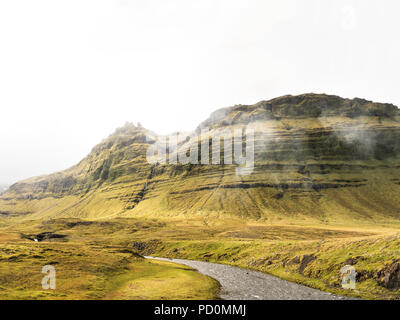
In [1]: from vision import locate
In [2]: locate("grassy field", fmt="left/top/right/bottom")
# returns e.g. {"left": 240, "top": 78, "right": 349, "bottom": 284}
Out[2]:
{"left": 0, "top": 219, "right": 220, "bottom": 300}
{"left": 1, "top": 216, "right": 400, "bottom": 300}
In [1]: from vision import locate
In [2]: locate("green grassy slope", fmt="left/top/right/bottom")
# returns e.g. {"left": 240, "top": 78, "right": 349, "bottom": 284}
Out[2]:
{"left": 1, "top": 94, "right": 400, "bottom": 223}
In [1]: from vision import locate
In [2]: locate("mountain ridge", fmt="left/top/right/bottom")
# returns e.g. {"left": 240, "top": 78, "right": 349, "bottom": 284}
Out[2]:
{"left": 197, "top": 93, "right": 399, "bottom": 130}
{"left": 2, "top": 93, "right": 400, "bottom": 223}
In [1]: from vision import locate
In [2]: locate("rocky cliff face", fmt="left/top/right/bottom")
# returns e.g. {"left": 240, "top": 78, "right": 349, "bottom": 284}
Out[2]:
{"left": 2, "top": 94, "right": 400, "bottom": 223}
{"left": 198, "top": 94, "right": 398, "bottom": 129}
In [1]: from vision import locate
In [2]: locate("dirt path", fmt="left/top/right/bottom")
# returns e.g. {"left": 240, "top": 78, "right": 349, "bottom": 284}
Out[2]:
{"left": 146, "top": 257, "right": 349, "bottom": 300}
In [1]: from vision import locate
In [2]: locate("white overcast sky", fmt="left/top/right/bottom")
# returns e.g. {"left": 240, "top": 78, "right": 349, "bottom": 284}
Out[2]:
{"left": 0, "top": 0, "right": 399, "bottom": 184}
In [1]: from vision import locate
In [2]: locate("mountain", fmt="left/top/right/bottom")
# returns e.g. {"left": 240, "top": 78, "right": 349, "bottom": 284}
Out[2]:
{"left": 2, "top": 93, "right": 400, "bottom": 223}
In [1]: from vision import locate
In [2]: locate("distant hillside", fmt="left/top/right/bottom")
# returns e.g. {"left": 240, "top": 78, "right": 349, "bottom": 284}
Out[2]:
{"left": 2, "top": 93, "right": 400, "bottom": 223}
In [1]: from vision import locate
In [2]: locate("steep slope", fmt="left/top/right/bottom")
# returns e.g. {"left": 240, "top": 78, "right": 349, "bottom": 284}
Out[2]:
{"left": 2, "top": 93, "right": 400, "bottom": 223}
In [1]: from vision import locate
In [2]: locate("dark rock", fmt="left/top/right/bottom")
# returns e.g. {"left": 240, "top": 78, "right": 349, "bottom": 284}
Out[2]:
{"left": 131, "top": 239, "right": 161, "bottom": 254}
{"left": 299, "top": 255, "right": 316, "bottom": 274}
{"left": 344, "top": 258, "right": 355, "bottom": 265}
{"left": 377, "top": 260, "right": 400, "bottom": 289}
{"left": 288, "top": 256, "right": 301, "bottom": 266}
{"left": 356, "top": 270, "right": 374, "bottom": 282}
{"left": 131, "top": 241, "right": 147, "bottom": 251}
{"left": 249, "top": 258, "right": 273, "bottom": 267}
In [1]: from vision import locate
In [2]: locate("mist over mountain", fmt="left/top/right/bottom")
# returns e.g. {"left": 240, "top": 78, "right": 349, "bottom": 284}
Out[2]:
{"left": 0, "top": 185, "right": 9, "bottom": 194}
{"left": 1, "top": 93, "right": 400, "bottom": 223}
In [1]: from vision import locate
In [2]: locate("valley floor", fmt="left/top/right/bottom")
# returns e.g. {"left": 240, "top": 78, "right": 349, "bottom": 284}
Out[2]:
{"left": 1, "top": 216, "right": 400, "bottom": 300}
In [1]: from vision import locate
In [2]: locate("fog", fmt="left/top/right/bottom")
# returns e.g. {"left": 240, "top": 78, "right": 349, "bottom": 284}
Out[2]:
{"left": 0, "top": 0, "right": 399, "bottom": 185}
